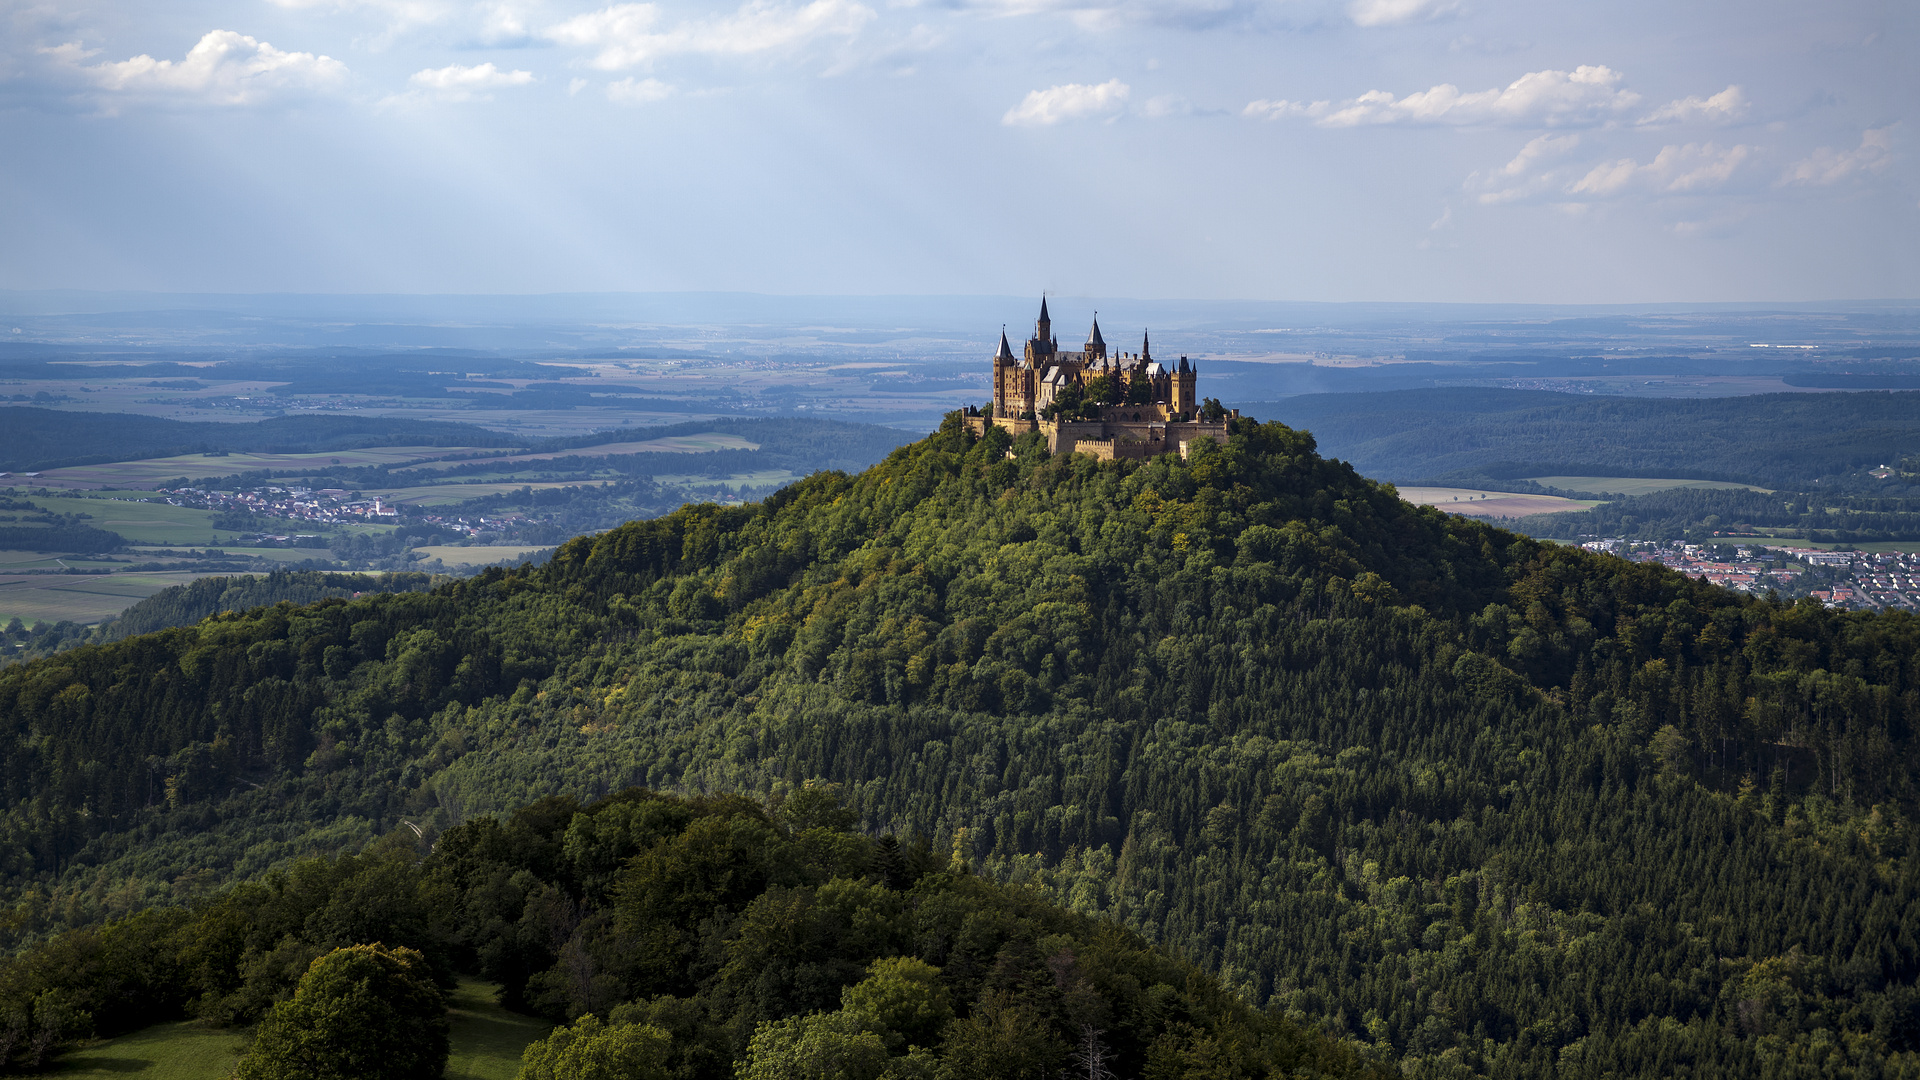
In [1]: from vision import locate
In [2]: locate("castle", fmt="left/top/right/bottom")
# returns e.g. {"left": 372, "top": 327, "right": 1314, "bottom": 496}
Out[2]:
{"left": 961, "top": 298, "right": 1235, "bottom": 460}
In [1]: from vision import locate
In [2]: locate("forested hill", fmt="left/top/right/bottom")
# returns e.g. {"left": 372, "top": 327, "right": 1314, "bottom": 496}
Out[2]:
{"left": 1263, "top": 387, "right": 1920, "bottom": 487}
{"left": 0, "top": 407, "right": 519, "bottom": 472}
{"left": 2, "top": 413, "right": 1918, "bottom": 1076}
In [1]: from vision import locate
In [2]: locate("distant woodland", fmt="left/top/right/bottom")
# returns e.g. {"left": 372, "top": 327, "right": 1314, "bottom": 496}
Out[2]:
{"left": 1271, "top": 388, "right": 1920, "bottom": 489}
{"left": 0, "top": 413, "right": 1915, "bottom": 1077}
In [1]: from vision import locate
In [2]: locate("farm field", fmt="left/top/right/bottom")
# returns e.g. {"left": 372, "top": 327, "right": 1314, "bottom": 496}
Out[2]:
{"left": 398, "top": 431, "right": 759, "bottom": 472}
{"left": 652, "top": 468, "right": 804, "bottom": 488}
{"left": 34, "top": 445, "right": 506, "bottom": 488}
{"left": 0, "top": 571, "right": 231, "bottom": 626}
{"left": 413, "top": 545, "right": 554, "bottom": 567}
{"left": 1525, "top": 475, "right": 1773, "bottom": 496}
{"left": 361, "top": 481, "right": 583, "bottom": 506}
{"left": 24, "top": 493, "right": 237, "bottom": 544}
{"left": 0, "top": 550, "right": 106, "bottom": 571}
{"left": 1398, "top": 486, "right": 1605, "bottom": 518}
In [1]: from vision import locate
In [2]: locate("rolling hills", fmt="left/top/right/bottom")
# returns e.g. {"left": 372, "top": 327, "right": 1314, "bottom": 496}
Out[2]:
{"left": 0, "top": 412, "right": 1916, "bottom": 1076}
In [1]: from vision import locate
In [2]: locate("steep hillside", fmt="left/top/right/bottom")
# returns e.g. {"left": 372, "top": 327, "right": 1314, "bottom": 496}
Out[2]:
{"left": 1, "top": 413, "right": 1916, "bottom": 1076}
{"left": 0, "top": 787, "right": 1383, "bottom": 1079}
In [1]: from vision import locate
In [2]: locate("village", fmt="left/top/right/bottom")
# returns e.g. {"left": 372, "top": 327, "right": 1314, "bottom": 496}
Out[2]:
{"left": 152, "top": 485, "right": 527, "bottom": 543}
{"left": 1581, "top": 537, "right": 1920, "bottom": 610}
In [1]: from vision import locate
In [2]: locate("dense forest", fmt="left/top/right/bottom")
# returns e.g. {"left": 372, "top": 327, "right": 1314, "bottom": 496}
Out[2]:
{"left": 0, "top": 786, "right": 1385, "bottom": 1078}
{"left": 1, "top": 412, "right": 1917, "bottom": 1076}
{"left": 0, "top": 572, "right": 435, "bottom": 667}
{"left": 1270, "top": 388, "right": 1920, "bottom": 490}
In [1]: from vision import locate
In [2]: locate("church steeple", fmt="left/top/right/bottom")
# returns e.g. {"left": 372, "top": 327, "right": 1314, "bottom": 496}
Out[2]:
{"left": 1140, "top": 329, "right": 1151, "bottom": 361}
{"left": 1035, "top": 296, "right": 1051, "bottom": 345}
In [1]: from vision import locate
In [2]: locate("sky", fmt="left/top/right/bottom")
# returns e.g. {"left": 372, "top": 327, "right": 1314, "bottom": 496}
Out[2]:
{"left": 0, "top": 0, "right": 1914, "bottom": 303}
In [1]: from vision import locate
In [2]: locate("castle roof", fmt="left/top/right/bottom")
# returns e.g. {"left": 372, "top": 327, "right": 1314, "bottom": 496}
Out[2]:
{"left": 1087, "top": 317, "right": 1104, "bottom": 348}
{"left": 995, "top": 330, "right": 1016, "bottom": 361}
{"left": 1140, "top": 329, "right": 1152, "bottom": 360}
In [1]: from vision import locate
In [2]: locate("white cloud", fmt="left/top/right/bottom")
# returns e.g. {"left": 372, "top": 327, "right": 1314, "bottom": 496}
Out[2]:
{"left": 1638, "top": 85, "right": 1746, "bottom": 126}
{"left": 1567, "top": 142, "right": 1752, "bottom": 197}
{"left": 1779, "top": 127, "right": 1893, "bottom": 186}
{"left": 1349, "top": 0, "right": 1458, "bottom": 29}
{"left": 407, "top": 62, "right": 536, "bottom": 101}
{"left": 56, "top": 30, "right": 348, "bottom": 108}
{"left": 546, "top": 0, "right": 877, "bottom": 70}
{"left": 1002, "top": 78, "right": 1129, "bottom": 126}
{"left": 1141, "top": 94, "right": 1191, "bottom": 118}
{"left": 606, "top": 76, "right": 675, "bottom": 104}
{"left": 1471, "top": 132, "right": 1580, "bottom": 203}
{"left": 1246, "top": 66, "right": 1642, "bottom": 129}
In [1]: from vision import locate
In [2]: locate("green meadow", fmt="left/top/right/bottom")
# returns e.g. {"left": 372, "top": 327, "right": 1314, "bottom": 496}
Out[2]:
{"left": 49, "top": 980, "right": 545, "bottom": 1080}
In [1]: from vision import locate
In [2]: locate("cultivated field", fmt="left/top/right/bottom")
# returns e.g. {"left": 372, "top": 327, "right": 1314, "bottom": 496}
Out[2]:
{"left": 1398, "top": 487, "right": 1604, "bottom": 518}
{"left": 35, "top": 446, "right": 504, "bottom": 488}
{"left": 398, "top": 431, "right": 759, "bottom": 472}
{"left": 1525, "top": 475, "right": 1772, "bottom": 496}
{"left": 361, "top": 481, "right": 584, "bottom": 507}
{"left": 26, "top": 493, "right": 236, "bottom": 544}
{"left": 413, "top": 545, "right": 554, "bottom": 567}
{"left": 0, "top": 571, "right": 232, "bottom": 626}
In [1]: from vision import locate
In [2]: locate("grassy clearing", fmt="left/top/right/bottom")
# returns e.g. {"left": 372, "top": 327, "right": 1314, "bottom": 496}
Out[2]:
{"left": 445, "top": 978, "right": 552, "bottom": 1080}
{"left": 51, "top": 1021, "right": 245, "bottom": 1078}
{"left": 1525, "top": 475, "right": 1773, "bottom": 496}
{"left": 36, "top": 446, "right": 507, "bottom": 487}
{"left": 1396, "top": 486, "right": 1604, "bottom": 519}
{"left": 46, "top": 980, "right": 545, "bottom": 1080}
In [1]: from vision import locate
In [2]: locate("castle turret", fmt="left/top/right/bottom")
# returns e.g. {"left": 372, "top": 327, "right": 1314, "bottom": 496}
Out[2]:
{"left": 1172, "top": 354, "right": 1196, "bottom": 417}
{"left": 992, "top": 329, "right": 1016, "bottom": 416}
{"left": 1035, "top": 296, "right": 1051, "bottom": 346}
{"left": 1086, "top": 315, "right": 1106, "bottom": 360}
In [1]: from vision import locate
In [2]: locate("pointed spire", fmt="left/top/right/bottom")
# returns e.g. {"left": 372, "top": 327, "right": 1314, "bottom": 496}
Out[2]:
{"left": 1039, "top": 295, "right": 1050, "bottom": 322}
{"left": 1036, "top": 295, "right": 1051, "bottom": 344}
{"left": 1140, "top": 329, "right": 1152, "bottom": 361}
{"left": 995, "top": 327, "right": 1015, "bottom": 361}
{"left": 1087, "top": 314, "right": 1105, "bottom": 348}
{"left": 1178, "top": 355, "right": 1190, "bottom": 373}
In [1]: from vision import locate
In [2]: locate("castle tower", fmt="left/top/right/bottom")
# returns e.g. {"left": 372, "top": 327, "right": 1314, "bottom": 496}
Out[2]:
{"left": 1086, "top": 315, "right": 1106, "bottom": 361}
{"left": 1035, "top": 296, "right": 1051, "bottom": 347}
{"left": 1172, "top": 355, "right": 1197, "bottom": 416}
{"left": 992, "top": 329, "right": 1016, "bottom": 416}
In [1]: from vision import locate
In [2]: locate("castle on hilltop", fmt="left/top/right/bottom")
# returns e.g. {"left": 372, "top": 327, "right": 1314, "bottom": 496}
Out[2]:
{"left": 962, "top": 298, "right": 1235, "bottom": 460}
